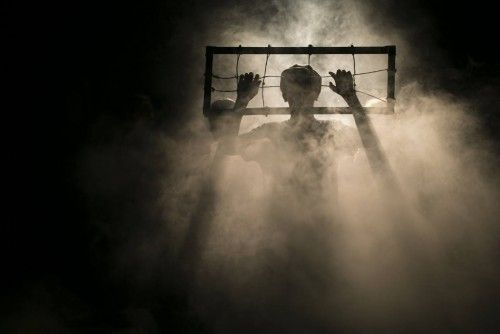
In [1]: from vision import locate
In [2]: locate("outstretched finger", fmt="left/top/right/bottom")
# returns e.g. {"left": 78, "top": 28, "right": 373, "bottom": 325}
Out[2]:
{"left": 329, "top": 71, "right": 337, "bottom": 81}
{"left": 329, "top": 82, "right": 338, "bottom": 93}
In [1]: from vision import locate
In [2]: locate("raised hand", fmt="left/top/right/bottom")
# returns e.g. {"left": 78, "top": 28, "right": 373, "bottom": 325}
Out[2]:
{"left": 237, "top": 72, "right": 261, "bottom": 104}
{"left": 329, "top": 70, "right": 356, "bottom": 99}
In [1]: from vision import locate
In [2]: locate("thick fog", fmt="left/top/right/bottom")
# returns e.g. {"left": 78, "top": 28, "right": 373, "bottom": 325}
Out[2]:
{"left": 72, "top": 0, "right": 500, "bottom": 332}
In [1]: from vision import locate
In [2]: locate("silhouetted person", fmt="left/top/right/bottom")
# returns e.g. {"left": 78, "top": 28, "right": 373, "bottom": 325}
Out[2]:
{"left": 207, "top": 65, "right": 362, "bottom": 205}
{"left": 202, "top": 66, "right": 375, "bottom": 330}
{"left": 202, "top": 65, "right": 400, "bottom": 332}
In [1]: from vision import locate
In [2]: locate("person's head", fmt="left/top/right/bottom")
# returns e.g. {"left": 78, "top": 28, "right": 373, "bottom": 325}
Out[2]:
{"left": 280, "top": 65, "right": 321, "bottom": 110}
{"left": 210, "top": 98, "right": 235, "bottom": 114}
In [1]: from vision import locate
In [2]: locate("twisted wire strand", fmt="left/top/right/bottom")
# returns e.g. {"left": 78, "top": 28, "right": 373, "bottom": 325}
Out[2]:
{"left": 213, "top": 69, "right": 388, "bottom": 80}
{"left": 212, "top": 85, "right": 386, "bottom": 102}
{"left": 351, "top": 45, "right": 356, "bottom": 88}
{"left": 211, "top": 85, "right": 281, "bottom": 93}
{"left": 354, "top": 69, "right": 388, "bottom": 76}
{"left": 354, "top": 90, "right": 387, "bottom": 102}
{"left": 262, "top": 49, "right": 270, "bottom": 108}
{"left": 235, "top": 47, "right": 241, "bottom": 87}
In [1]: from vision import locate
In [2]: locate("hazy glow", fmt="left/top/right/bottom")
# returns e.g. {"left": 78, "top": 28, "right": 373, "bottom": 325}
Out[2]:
{"left": 81, "top": 1, "right": 500, "bottom": 332}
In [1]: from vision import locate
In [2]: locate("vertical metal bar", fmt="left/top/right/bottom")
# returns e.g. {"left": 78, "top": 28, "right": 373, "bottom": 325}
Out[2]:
{"left": 203, "top": 47, "right": 214, "bottom": 116}
{"left": 387, "top": 46, "right": 396, "bottom": 101}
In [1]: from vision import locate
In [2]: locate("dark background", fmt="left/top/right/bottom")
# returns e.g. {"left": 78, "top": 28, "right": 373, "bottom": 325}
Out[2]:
{"left": 3, "top": 0, "right": 500, "bottom": 332}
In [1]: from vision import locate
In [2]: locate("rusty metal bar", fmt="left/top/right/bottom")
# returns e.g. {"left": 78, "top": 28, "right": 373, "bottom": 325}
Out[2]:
{"left": 203, "top": 48, "right": 214, "bottom": 116}
{"left": 208, "top": 46, "right": 395, "bottom": 54}
{"left": 387, "top": 45, "right": 396, "bottom": 100}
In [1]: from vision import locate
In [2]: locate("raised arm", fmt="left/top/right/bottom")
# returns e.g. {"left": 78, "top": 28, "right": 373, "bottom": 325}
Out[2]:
{"left": 328, "top": 70, "right": 373, "bottom": 151}
{"left": 328, "top": 70, "right": 362, "bottom": 109}
{"left": 207, "top": 72, "right": 261, "bottom": 155}
{"left": 234, "top": 72, "right": 261, "bottom": 111}
{"left": 328, "top": 70, "right": 395, "bottom": 182}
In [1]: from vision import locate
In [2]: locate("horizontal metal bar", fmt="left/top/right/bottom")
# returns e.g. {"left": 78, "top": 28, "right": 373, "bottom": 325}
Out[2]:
{"left": 207, "top": 46, "right": 395, "bottom": 55}
{"left": 205, "top": 107, "right": 394, "bottom": 115}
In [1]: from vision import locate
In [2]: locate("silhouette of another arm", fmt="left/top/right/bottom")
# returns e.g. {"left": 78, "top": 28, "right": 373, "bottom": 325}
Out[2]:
{"left": 219, "top": 123, "right": 277, "bottom": 157}
{"left": 208, "top": 73, "right": 262, "bottom": 155}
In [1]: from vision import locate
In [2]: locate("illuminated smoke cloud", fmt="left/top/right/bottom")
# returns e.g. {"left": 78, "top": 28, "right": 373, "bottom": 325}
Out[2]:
{"left": 73, "top": 0, "right": 500, "bottom": 332}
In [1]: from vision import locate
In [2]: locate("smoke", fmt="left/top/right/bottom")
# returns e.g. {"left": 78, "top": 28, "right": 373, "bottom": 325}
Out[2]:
{"left": 73, "top": 0, "right": 500, "bottom": 332}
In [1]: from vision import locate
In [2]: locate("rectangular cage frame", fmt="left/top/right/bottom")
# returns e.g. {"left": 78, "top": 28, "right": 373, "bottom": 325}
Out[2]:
{"left": 203, "top": 45, "right": 396, "bottom": 116}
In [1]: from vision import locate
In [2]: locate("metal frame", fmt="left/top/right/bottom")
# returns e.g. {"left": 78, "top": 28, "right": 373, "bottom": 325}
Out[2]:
{"left": 203, "top": 46, "right": 396, "bottom": 116}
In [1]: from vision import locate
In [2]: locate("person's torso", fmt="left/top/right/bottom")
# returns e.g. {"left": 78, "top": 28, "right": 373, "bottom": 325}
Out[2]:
{"left": 243, "top": 119, "right": 340, "bottom": 200}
